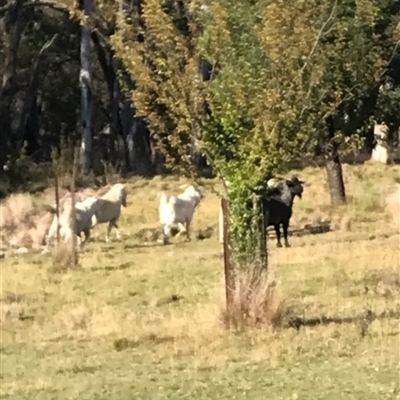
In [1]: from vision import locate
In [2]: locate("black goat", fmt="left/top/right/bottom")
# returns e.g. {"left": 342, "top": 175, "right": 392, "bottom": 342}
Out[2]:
{"left": 262, "top": 177, "right": 304, "bottom": 248}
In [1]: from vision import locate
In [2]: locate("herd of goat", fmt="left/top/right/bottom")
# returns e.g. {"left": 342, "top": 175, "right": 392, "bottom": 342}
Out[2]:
{"left": 43, "top": 176, "right": 305, "bottom": 252}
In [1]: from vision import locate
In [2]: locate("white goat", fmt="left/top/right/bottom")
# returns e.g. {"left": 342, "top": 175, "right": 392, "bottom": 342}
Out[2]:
{"left": 159, "top": 184, "right": 203, "bottom": 244}
{"left": 90, "top": 183, "right": 128, "bottom": 242}
{"left": 45, "top": 196, "right": 101, "bottom": 250}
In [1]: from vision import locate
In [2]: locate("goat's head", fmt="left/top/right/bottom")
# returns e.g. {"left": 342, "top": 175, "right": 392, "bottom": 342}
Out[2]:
{"left": 286, "top": 176, "right": 304, "bottom": 199}
{"left": 184, "top": 184, "right": 204, "bottom": 201}
{"left": 120, "top": 187, "right": 128, "bottom": 207}
{"left": 111, "top": 183, "right": 127, "bottom": 207}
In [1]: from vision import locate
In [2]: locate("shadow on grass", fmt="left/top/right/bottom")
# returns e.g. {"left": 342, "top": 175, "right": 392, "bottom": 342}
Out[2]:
{"left": 56, "top": 365, "right": 99, "bottom": 375}
{"left": 281, "top": 222, "right": 332, "bottom": 238}
{"left": 123, "top": 242, "right": 167, "bottom": 250}
{"left": 90, "top": 262, "right": 132, "bottom": 272}
{"left": 156, "top": 294, "right": 183, "bottom": 306}
{"left": 113, "top": 333, "right": 175, "bottom": 352}
{"left": 287, "top": 309, "right": 400, "bottom": 336}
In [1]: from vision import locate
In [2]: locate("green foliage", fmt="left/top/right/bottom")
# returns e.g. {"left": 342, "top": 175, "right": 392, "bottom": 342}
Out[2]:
{"left": 108, "top": 0, "right": 400, "bottom": 269}
{"left": 110, "top": 0, "right": 205, "bottom": 175}
{"left": 375, "top": 78, "right": 400, "bottom": 140}
{"left": 1, "top": 143, "right": 50, "bottom": 197}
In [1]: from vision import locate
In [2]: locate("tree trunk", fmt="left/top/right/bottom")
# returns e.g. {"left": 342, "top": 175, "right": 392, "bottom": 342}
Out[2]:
{"left": 0, "top": 94, "right": 11, "bottom": 173}
{"left": 188, "top": 58, "right": 212, "bottom": 171}
{"left": 325, "top": 116, "right": 347, "bottom": 205}
{"left": 0, "top": 0, "right": 26, "bottom": 171}
{"left": 126, "top": 117, "right": 154, "bottom": 175}
{"left": 16, "top": 33, "right": 57, "bottom": 151}
{"left": 119, "top": 71, "right": 154, "bottom": 175}
{"left": 221, "top": 198, "right": 234, "bottom": 320}
{"left": 112, "top": 60, "right": 130, "bottom": 174}
{"left": 79, "top": 0, "right": 94, "bottom": 175}
{"left": 25, "top": 94, "right": 40, "bottom": 158}
{"left": 326, "top": 156, "right": 346, "bottom": 205}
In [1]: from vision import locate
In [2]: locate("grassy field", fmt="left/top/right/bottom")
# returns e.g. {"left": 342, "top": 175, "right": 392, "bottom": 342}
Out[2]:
{"left": 1, "top": 163, "right": 400, "bottom": 400}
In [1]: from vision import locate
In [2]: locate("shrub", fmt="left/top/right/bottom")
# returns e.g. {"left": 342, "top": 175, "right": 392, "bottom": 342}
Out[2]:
{"left": 221, "top": 267, "right": 285, "bottom": 331}
{"left": 50, "top": 242, "right": 80, "bottom": 272}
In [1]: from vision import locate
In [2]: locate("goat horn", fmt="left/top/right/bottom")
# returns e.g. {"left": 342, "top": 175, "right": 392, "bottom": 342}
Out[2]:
{"left": 178, "top": 183, "right": 190, "bottom": 190}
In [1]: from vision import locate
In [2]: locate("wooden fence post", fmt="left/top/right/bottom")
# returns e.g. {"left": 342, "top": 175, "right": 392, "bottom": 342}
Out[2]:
{"left": 221, "top": 198, "right": 234, "bottom": 319}
{"left": 259, "top": 197, "right": 267, "bottom": 271}
{"left": 55, "top": 175, "right": 60, "bottom": 244}
{"left": 70, "top": 147, "right": 79, "bottom": 266}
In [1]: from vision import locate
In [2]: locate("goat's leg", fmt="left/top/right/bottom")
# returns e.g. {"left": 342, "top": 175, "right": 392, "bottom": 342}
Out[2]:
{"left": 282, "top": 222, "right": 290, "bottom": 247}
{"left": 105, "top": 222, "right": 113, "bottom": 243}
{"left": 42, "top": 236, "right": 52, "bottom": 254}
{"left": 76, "top": 234, "right": 82, "bottom": 249}
{"left": 175, "top": 222, "right": 186, "bottom": 237}
{"left": 45, "top": 217, "right": 58, "bottom": 249}
{"left": 185, "top": 219, "right": 191, "bottom": 241}
{"left": 274, "top": 224, "right": 283, "bottom": 248}
{"left": 76, "top": 232, "right": 85, "bottom": 252}
{"left": 43, "top": 227, "right": 57, "bottom": 252}
{"left": 112, "top": 221, "right": 121, "bottom": 239}
{"left": 163, "top": 224, "right": 171, "bottom": 245}
{"left": 81, "top": 229, "right": 91, "bottom": 247}
{"left": 45, "top": 234, "right": 53, "bottom": 249}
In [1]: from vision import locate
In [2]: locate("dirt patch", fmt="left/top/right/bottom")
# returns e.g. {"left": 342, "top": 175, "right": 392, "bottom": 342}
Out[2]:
{"left": 385, "top": 184, "right": 400, "bottom": 231}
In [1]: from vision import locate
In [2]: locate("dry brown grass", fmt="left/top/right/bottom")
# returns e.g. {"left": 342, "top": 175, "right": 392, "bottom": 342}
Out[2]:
{"left": 0, "top": 193, "right": 57, "bottom": 249}
{"left": 50, "top": 242, "right": 80, "bottom": 271}
{"left": 0, "top": 193, "right": 34, "bottom": 231}
{"left": 0, "top": 184, "right": 120, "bottom": 252}
{"left": 0, "top": 193, "right": 37, "bottom": 248}
{"left": 41, "top": 187, "right": 68, "bottom": 207}
{"left": 54, "top": 303, "right": 121, "bottom": 337}
{"left": 339, "top": 215, "right": 353, "bottom": 231}
{"left": 30, "top": 212, "right": 54, "bottom": 247}
{"left": 385, "top": 183, "right": 400, "bottom": 231}
{"left": 1, "top": 164, "right": 400, "bottom": 399}
{"left": 221, "top": 268, "right": 284, "bottom": 330}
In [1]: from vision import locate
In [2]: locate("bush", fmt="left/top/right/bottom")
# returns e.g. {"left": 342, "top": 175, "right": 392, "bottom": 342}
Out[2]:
{"left": 50, "top": 242, "right": 80, "bottom": 272}
{"left": 221, "top": 268, "right": 285, "bottom": 331}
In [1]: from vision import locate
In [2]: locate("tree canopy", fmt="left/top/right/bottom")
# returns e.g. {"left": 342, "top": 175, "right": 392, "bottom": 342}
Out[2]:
{"left": 0, "top": 0, "right": 399, "bottom": 268}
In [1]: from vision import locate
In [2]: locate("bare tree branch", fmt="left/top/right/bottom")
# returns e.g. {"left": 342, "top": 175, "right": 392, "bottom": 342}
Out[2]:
{"left": 0, "top": 1, "right": 69, "bottom": 17}
{"left": 377, "top": 39, "right": 400, "bottom": 81}
{"left": 298, "top": 0, "right": 338, "bottom": 118}
{"left": 16, "top": 33, "right": 59, "bottom": 148}
{"left": 299, "top": 0, "right": 338, "bottom": 78}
